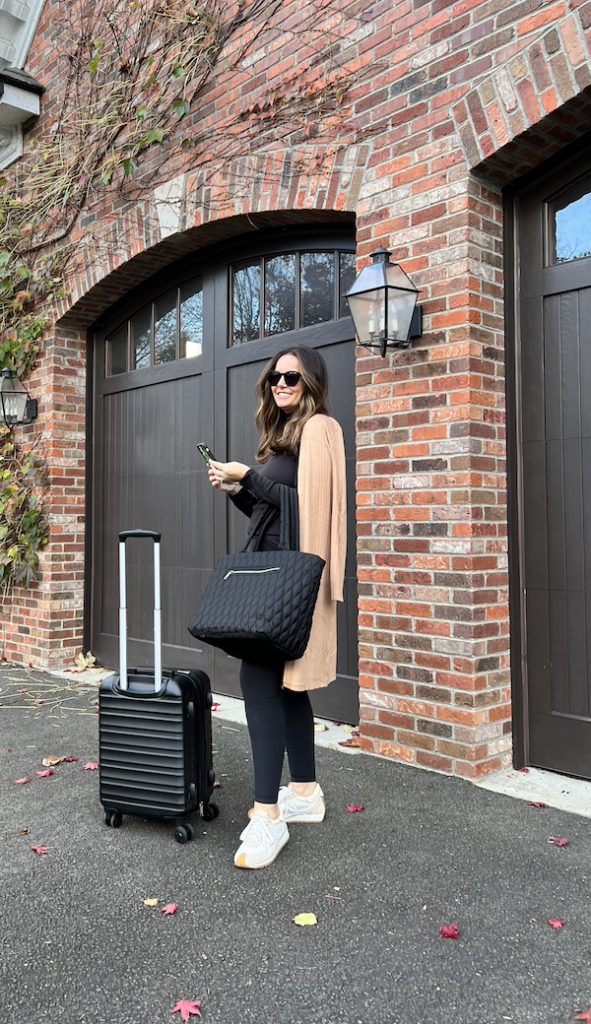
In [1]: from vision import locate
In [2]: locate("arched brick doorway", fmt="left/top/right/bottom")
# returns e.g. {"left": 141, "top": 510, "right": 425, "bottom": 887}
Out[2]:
{"left": 89, "top": 223, "right": 359, "bottom": 723}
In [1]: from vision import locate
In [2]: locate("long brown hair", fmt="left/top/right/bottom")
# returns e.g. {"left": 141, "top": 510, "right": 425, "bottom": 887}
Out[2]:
{"left": 254, "top": 346, "right": 330, "bottom": 462}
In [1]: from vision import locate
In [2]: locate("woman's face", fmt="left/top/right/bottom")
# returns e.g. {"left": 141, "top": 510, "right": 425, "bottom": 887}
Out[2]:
{"left": 270, "top": 354, "right": 305, "bottom": 413}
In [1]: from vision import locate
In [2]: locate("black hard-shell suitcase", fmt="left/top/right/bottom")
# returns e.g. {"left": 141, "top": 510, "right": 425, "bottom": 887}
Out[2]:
{"left": 99, "top": 529, "right": 218, "bottom": 844}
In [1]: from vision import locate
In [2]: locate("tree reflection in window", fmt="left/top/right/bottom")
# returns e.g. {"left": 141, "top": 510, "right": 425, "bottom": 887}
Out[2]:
{"left": 180, "top": 280, "right": 203, "bottom": 359}
{"left": 550, "top": 180, "right": 591, "bottom": 264}
{"left": 132, "top": 308, "right": 152, "bottom": 369}
{"left": 233, "top": 261, "right": 260, "bottom": 344}
{"left": 155, "top": 290, "right": 177, "bottom": 363}
{"left": 301, "top": 252, "right": 334, "bottom": 326}
{"left": 265, "top": 254, "right": 296, "bottom": 335}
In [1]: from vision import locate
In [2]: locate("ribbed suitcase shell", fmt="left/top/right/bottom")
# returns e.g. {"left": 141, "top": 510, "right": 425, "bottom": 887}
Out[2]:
{"left": 99, "top": 667, "right": 213, "bottom": 822}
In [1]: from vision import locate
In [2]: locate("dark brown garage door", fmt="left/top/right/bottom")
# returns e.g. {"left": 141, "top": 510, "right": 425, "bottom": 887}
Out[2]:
{"left": 90, "top": 227, "right": 359, "bottom": 723}
{"left": 515, "top": 145, "right": 591, "bottom": 777}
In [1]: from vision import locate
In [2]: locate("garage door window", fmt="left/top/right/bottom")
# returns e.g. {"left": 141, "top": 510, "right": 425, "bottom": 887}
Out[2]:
{"left": 232, "top": 251, "right": 356, "bottom": 345}
{"left": 106, "top": 278, "right": 203, "bottom": 376}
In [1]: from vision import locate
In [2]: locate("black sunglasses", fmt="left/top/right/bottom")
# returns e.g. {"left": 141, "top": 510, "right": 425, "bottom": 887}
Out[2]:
{"left": 268, "top": 370, "right": 302, "bottom": 387}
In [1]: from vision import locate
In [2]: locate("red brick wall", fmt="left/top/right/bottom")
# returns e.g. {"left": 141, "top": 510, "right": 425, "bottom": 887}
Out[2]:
{"left": 3, "top": 0, "right": 591, "bottom": 777}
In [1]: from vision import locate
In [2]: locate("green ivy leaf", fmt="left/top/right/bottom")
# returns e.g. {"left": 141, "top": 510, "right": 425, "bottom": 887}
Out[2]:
{"left": 171, "top": 65, "right": 185, "bottom": 79}
{"left": 122, "top": 157, "right": 139, "bottom": 178}
{"left": 172, "top": 97, "right": 190, "bottom": 119}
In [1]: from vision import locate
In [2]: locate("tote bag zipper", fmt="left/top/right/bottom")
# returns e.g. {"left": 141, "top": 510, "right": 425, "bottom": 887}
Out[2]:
{"left": 223, "top": 566, "right": 281, "bottom": 580}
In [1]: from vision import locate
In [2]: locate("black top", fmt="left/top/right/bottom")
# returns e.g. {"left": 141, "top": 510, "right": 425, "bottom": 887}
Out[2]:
{"left": 230, "top": 452, "right": 297, "bottom": 549}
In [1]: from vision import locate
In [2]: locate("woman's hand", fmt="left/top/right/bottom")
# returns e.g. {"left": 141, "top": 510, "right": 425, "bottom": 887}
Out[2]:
{"left": 207, "top": 460, "right": 250, "bottom": 493}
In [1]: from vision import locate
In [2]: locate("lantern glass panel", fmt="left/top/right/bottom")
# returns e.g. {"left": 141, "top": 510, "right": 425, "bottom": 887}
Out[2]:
{"left": 1, "top": 376, "right": 28, "bottom": 425}
{"left": 386, "top": 287, "right": 417, "bottom": 343}
{"left": 346, "top": 288, "right": 386, "bottom": 344}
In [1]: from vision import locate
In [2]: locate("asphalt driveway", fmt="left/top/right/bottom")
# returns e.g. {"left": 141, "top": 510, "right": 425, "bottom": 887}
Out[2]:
{"left": 1, "top": 665, "right": 590, "bottom": 1024}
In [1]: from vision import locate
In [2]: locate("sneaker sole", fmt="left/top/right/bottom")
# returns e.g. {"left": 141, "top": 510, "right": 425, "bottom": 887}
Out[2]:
{"left": 234, "top": 830, "right": 289, "bottom": 869}
{"left": 282, "top": 809, "right": 326, "bottom": 823}
{"left": 247, "top": 806, "right": 326, "bottom": 823}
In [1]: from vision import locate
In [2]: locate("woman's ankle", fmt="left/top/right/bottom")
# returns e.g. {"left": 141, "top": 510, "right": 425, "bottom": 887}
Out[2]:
{"left": 290, "top": 781, "right": 318, "bottom": 799}
{"left": 253, "top": 800, "right": 280, "bottom": 820}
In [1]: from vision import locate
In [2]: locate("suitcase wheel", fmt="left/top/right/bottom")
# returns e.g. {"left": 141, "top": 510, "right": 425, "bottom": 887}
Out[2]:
{"left": 174, "top": 823, "right": 194, "bottom": 844}
{"left": 104, "top": 810, "right": 123, "bottom": 828}
{"left": 202, "top": 802, "right": 219, "bottom": 822}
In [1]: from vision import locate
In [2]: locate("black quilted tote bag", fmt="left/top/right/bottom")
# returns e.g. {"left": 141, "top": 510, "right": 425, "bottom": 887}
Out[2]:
{"left": 188, "top": 486, "right": 325, "bottom": 664}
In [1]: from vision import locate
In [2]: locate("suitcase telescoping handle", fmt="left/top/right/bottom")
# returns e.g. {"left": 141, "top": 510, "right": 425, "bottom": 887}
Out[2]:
{"left": 118, "top": 530, "right": 162, "bottom": 693}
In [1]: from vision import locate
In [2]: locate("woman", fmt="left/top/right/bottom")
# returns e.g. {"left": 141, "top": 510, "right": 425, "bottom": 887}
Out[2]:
{"left": 207, "top": 345, "right": 346, "bottom": 869}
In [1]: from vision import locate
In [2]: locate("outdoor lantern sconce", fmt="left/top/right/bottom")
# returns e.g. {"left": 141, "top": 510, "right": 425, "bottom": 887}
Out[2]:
{"left": 345, "top": 246, "right": 422, "bottom": 357}
{"left": 0, "top": 368, "right": 38, "bottom": 426}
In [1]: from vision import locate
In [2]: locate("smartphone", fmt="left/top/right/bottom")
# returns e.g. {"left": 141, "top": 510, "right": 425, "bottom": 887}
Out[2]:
{"left": 197, "top": 443, "right": 216, "bottom": 464}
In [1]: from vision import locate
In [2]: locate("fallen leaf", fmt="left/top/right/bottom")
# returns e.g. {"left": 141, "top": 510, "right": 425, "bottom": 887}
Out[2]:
{"left": 161, "top": 903, "right": 178, "bottom": 915}
{"left": 213, "top": 780, "right": 221, "bottom": 789}
{"left": 6, "top": 748, "right": 13, "bottom": 752}
{"left": 42, "top": 756, "right": 66, "bottom": 767}
{"left": 293, "top": 912, "right": 317, "bottom": 926}
{"left": 18, "top": 829, "right": 29, "bottom": 835}
{"left": 440, "top": 923, "right": 459, "bottom": 939}
{"left": 342, "top": 724, "right": 355, "bottom": 734}
{"left": 575, "top": 1011, "right": 591, "bottom": 1022}
{"left": 528, "top": 801, "right": 548, "bottom": 808}
{"left": 547, "top": 918, "right": 566, "bottom": 929}
{"left": 549, "top": 837, "right": 568, "bottom": 847}
{"left": 83, "top": 762, "right": 98, "bottom": 770}
{"left": 31, "top": 846, "right": 51, "bottom": 855}
{"left": 171, "top": 999, "right": 202, "bottom": 1021}
{"left": 211, "top": 702, "right": 220, "bottom": 710}
{"left": 339, "top": 737, "right": 360, "bottom": 747}
{"left": 314, "top": 722, "right": 328, "bottom": 732}
{"left": 36, "top": 770, "right": 54, "bottom": 778}
{"left": 331, "top": 720, "right": 341, "bottom": 726}
{"left": 346, "top": 804, "right": 364, "bottom": 813}
{"left": 518, "top": 766, "right": 529, "bottom": 774}
{"left": 31, "top": 701, "right": 43, "bottom": 706}
{"left": 64, "top": 756, "right": 78, "bottom": 763}
{"left": 142, "top": 898, "right": 159, "bottom": 907}
{"left": 18, "top": 689, "right": 28, "bottom": 693}
{"left": 13, "top": 777, "right": 30, "bottom": 785}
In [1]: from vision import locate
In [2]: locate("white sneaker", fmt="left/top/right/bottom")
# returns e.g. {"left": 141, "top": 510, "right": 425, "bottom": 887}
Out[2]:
{"left": 278, "top": 783, "right": 326, "bottom": 822}
{"left": 234, "top": 810, "right": 289, "bottom": 869}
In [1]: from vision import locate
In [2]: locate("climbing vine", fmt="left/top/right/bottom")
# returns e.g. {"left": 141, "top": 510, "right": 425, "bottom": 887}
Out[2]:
{"left": 0, "top": 430, "right": 48, "bottom": 593}
{"left": 0, "top": 0, "right": 365, "bottom": 592}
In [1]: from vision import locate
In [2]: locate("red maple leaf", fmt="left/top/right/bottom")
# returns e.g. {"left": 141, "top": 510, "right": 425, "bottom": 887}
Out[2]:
{"left": 574, "top": 1011, "right": 591, "bottom": 1022}
{"left": 346, "top": 804, "right": 364, "bottom": 812}
{"left": 161, "top": 903, "right": 178, "bottom": 915}
{"left": 549, "top": 837, "right": 568, "bottom": 847}
{"left": 211, "top": 702, "right": 220, "bottom": 710}
{"left": 13, "top": 777, "right": 30, "bottom": 784}
{"left": 213, "top": 780, "right": 221, "bottom": 789}
{"left": 64, "top": 756, "right": 78, "bottom": 763}
{"left": 6, "top": 748, "right": 12, "bottom": 752}
{"left": 440, "top": 923, "right": 459, "bottom": 939}
{"left": 18, "top": 689, "right": 28, "bottom": 693}
{"left": 547, "top": 918, "right": 566, "bottom": 929}
{"left": 36, "top": 770, "right": 54, "bottom": 778}
{"left": 518, "top": 766, "right": 529, "bottom": 773}
{"left": 83, "top": 762, "right": 99, "bottom": 770}
{"left": 31, "top": 846, "right": 51, "bottom": 855}
{"left": 171, "top": 999, "right": 201, "bottom": 1021}
{"left": 528, "top": 801, "right": 548, "bottom": 808}
{"left": 31, "top": 700, "right": 43, "bottom": 706}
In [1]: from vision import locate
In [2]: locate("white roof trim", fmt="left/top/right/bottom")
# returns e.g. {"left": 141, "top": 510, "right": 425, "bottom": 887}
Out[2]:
{"left": 0, "top": 0, "right": 45, "bottom": 70}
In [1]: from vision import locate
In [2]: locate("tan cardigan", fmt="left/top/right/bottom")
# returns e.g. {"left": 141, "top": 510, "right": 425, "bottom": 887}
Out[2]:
{"left": 283, "top": 414, "right": 347, "bottom": 692}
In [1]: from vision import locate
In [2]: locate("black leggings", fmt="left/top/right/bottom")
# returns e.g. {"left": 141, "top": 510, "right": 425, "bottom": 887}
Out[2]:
{"left": 239, "top": 659, "right": 316, "bottom": 804}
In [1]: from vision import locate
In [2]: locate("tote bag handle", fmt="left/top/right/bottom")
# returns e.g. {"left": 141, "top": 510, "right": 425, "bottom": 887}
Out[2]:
{"left": 241, "top": 485, "right": 299, "bottom": 553}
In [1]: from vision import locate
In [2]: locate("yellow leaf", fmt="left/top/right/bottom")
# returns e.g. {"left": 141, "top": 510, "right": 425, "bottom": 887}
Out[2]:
{"left": 142, "top": 898, "right": 159, "bottom": 906}
{"left": 293, "top": 913, "right": 317, "bottom": 927}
